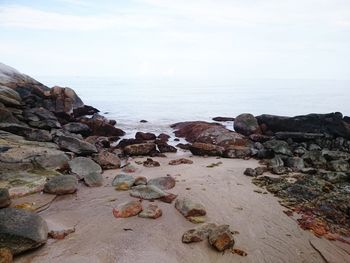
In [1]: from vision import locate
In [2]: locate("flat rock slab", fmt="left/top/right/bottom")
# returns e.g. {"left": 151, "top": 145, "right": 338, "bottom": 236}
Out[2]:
{"left": 112, "top": 174, "right": 135, "bottom": 190}
{"left": 0, "top": 208, "right": 48, "bottom": 255}
{"left": 68, "top": 157, "right": 102, "bottom": 179}
{"left": 148, "top": 176, "right": 176, "bottom": 190}
{"left": 138, "top": 204, "right": 162, "bottom": 219}
{"left": 112, "top": 200, "right": 142, "bottom": 218}
{"left": 175, "top": 197, "right": 206, "bottom": 221}
{"left": 44, "top": 175, "right": 78, "bottom": 195}
{"left": 130, "top": 185, "right": 166, "bottom": 200}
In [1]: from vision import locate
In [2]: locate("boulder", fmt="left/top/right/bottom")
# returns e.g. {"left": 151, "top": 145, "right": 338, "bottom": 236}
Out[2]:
{"left": 68, "top": 157, "right": 102, "bottom": 179}
{"left": 112, "top": 174, "right": 135, "bottom": 190}
{"left": 263, "top": 140, "right": 293, "bottom": 156}
{"left": 80, "top": 116, "right": 125, "bottom": 137}
{"left": 46, "top": 86, "right": 84, "bottom": 115}
{"left": 302, "top": 150, "right": 327, "bottom": 169}
{"left": 189, "top": 143, "right": 224, "bottom": 156}
{"left": 43, "top": 175, "right": 78, "bottom": 195}
{"left": 138, "top": 204, "right": 162, "bottom": 219}
{"left": 168, "top": 158, "right": 193, "bottom": 165}
{"left": 223, "top": 146, "right": 251, "bottom": 159}
{"left": 244, "top": 168, "right": 256, "bottom": 177}
{"left": 234, "top": 113, "right": 261, "bottom": 136}
{"left": 157, "top": 133, "right": 170, "bottom": 142}
{"left": 182, "top": 223, "right": 218, "bottom": 243}
{"left": 285, "top": 157, "right": 305, "bottom": 171}
{"left": 57, "top": 135, "right": 97, "bottom": 155}
{"left": 0, "top": 208, "right": 48, "bottom": 255}
{"left": 175, "top": 197, "right": 206, "bottom": 222}
{"left": 148, "top": 176, "right": 176, "bottom": 190}
{"left": 92, "top": 151, "right": 121, "bottom": 169}
{"left": 135, "top": 132, "right": 156, "bottom": 141}
{"left": 0, "top": 188, "right": 11, "bottom": 208}
{"left": 130, "top": 185, "right": 166, "bottom": 200}
{"left": 63, "top": 122, "right": 91, "bottom": 137}
{"left": 85, "top": 136, "right": 111, "bottom": 150}
{"left": 83, "top": 172, "right": 103, "bottom": 187}
{"left": 112, "top": 200, "right": 142, "bottom": 218}
{"left": 143, "top": 158, "right": 160, "bottom": 167}
{"left": 123, "top": 143, "right": 156, "bottom": 156}
{"left": 208, "top": 225, "right": 235, "bottom": 252}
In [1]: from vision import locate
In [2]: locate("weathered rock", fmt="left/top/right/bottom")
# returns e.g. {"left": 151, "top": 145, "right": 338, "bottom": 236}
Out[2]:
{"left": 130, "top": 185, "right": 166, "bottom": 200}
{"left": 0, "top": 208, "right": 48, "bottom": 255}
{"left": 57, "top": 135, "right": 97, "bottom": 155}
{"left": 134, "top": 176, "right": 147, "bottom": 186}
{"left": 23, "top": 107, "right": 61, "bottom": 130}
{"left": 0, "top": 188, "right": 11, "bottom": 208}
{"left": 182, "top": 223, "right": 218, "bottom": 243}
{"left": 157, "top": 133, "right": 170, "bottom": 142}
{"left": 68, "top": 157, "right": 102, "bottom": 179}
{"left": 244, "top": 168, "right": 256, "bottom": 177}
{"left": 223, "top": 146, "right": 251, "bottom": 159}
{"left": 112, "top": 174, "right": 135, "bottom": 190}
{"left": 0, "top": 247, "right": 12, "bottom": 263}
{"left": 329, "top": 160, "right": 349, "bottom": 172}
{"left": 208, "top": 225, "right": 235, "bottom": 252}
{"left": 148, "top": 176, "right": 175, "bottom": 190}
{"left": 83, "top": 172, "right": 103, "bottom": 187}
{"left": 0, "top": 85, "right": 21, "bottom": 107}
{"left": 168, "top": 158, "right": 193, "bottom": 165}
{"left": 143, "top": 158, "right": 160, "bottom": 167}
{"left": 85, "top": 136, "right": 111, "bottom": 150}
{"left": 157, "top": 141, "right": 177, "bottom": 153}
{"left": 0, "top": 123, "right": 52, "bottom": 142}
{"left": 138, "top": 204, "right": 162, "bottom": 219}
{"left": 43, "top": 175, "right": 78, "bottom": 195}
{"left": 268, "top": 156, "right": 284, "bottom": 168}
{"left": 135, "top": 132, "right": 156, "bottom": 141}
{"left": 92, "top": 151, "right": 121, "bottom": 169}
{"left": 80, "top": 116, "right": 125, "bottom": 137}
{"left": 263, "top": 140, "right": 293, "bottom": 156}
{"left": 175, "top": 197, "right": 206, "bottom": 221}
{"left": 234, "top": 113, "right": 261, "bottom": 136}
{"left": 190, "top": 142, "right": 224, "bottom": 156}
{"left": 285, "top": 157, "right": 305, "bottom": 171}
{"left": 303, "top": 150, "right": 327, "bottom": 169}
{"left": 271, "top": 166, "right": 289, "bottom": 175}
{"left": 275, "top": 132, "right": 324, "bottom": 141}
{"left": 63, "top": 122, "right": 91, "bottom": 137}
{"left": 123, "top": 143, "right": 156, "bottom": 156}
{"left": 112, "top": 200, "right": 142, "bottom": 218}
{"left": 0, "top": 108, "right": 20, "bottom": 124}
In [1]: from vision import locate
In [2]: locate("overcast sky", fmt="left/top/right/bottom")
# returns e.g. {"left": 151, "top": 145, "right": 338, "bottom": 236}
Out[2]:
{"left": 0, "top": 0, "right": 349, "bottom": 80}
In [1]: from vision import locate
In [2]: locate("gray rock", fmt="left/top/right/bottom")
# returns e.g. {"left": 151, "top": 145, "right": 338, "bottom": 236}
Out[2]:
{"left": 44, "top": 175, "right": 78, "bottom": 195}
{"left": 112, "top": 174, "right": 135, "bottom": 190}
{"left": 63, "top": 122, "right": 91, "bottom": 137}
{"left": 123, "top": 143, "right": 156, "bottom": 156}
{"left": 130, "top": 185, "right": 166, "bottom": 199}
{"left": 175, "top": 197, "right": 206, "bottom": 218}
{"left": 234, "top": 113, "right": 260, "bottom": 136}
{"left": 68, "top": 157, "right": 102, "bottom": 179}
{"left": 269, "top": 155, "right": 284, "bottom": 168}
{"left": 208, "top": 225, "right": 235, "bottom": 252}
{"left": 263, "top": 140, "right": 293, "bottom": 156}
{"left": 83, "top": 172, "right": 103, "bottom": 187}
{"left": 148, "top": 176, "right": 176, "bottom": 190}
{"left": 244, "top": 168, "right": 256, "bottom": 177}
{"left": 329, "top": 160, "right": 350, "bottom": 172}
{"left": 285, "top": 157, "right": 305, "bottom": 171}
{"left": 0, "top": 208, "right": 48, "bottom": 255}
{"left": 0, "top": 188, "right": 11, "bottom": 208}
{"left": 57, "top": 135, "right": 97, "bottom": 155}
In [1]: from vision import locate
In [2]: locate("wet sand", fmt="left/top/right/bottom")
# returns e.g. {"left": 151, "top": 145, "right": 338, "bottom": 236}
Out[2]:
{"left": 15, "top": 153, "right": 350, "bottom": 263}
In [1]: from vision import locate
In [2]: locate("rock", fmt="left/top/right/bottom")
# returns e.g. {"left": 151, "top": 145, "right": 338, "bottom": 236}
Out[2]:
{"left": 68, "top": 157, "right": 102, "bottom": 179}
{"left": 0, "top": 123, "right": 52, "bottom": 142}
{"left": 182, "top": 223, "right": 218, "bottom": 243}
{"left": 85, "top": 136, "right": 111, "bottom": 150}
{"left": 322, "top": 150, "right": 350, "bottom": 161}
{"left": 83, "top": 172, "right": 103, "bottom": 187}
{"left": 0, "top": 208, "right": 48, "bottom": 255}
{"left": 92, "top": 151, "right": 121, "bottom": 169}
{"left": 80, "top": 116, "right": 125, "bottom": 137}
{"left": 0, "top": 107, "right": 20, "bottom": 124}
{"left": 63, "top": 122, "right": 91, "bottom": 137}
{"left": 148, "top": 176, "right": 176, "bottom": 190}
{"left": 308, "top": 143, "right": 321, "bottom": 151}
{"left": 255, "top": 166, "right": 267, "bottom": 175}
{"left": 57, "top": 135, "right": 97, "bottom": 155}
{"left": 0, "top": 188, "right": 11, "bottom": 208}
{"left": 157, "top": 133, "right": 170, "bottom": 142}
{"left": 168, "top": 158, "right": 193, "bottom": 165}
{"left": 190, "top": 143, "right": 224, "bottom": 156}
{"left": 112, "top": 174, "right": 135, "bottom": 190}
{"left": 156, "top": 141, "right": 177, "bottom": 153}
{"left": 23, "top": 107, "right": 61, "bottom": 130}
{"left": 208, "top": 225, "right": 235, "bottom": 252}
{"left": 140, "top": 119, "right": 148, "bottom": 123}
{"left": 123, "top": 143, "right": 156, "bottom": 156}
{"left": 303, "top": 150, "right": 327, "bottom": 169}
{"left": 112, "top": 200, "right": 142, "bottom": 218}
{"left": 134, "top": 176, "right": 147, "bottom": 186}
{"left": 329, "top": 160, "right": 349, "bottom": 172}
{"left": 135, "top": 132, "right": 156, "bottom": 141}
{"left": 143, "top": 158, "right": 160, "bottom": 167}
{"left": 0, "top": 85, "right": 21, "bottom": 107}
{"left": 72, "top": 105, "right": 99, "bottom": 118}
{"left": 234, "top": 113, "right": 261, "bottom": 136}
{"left": 48, "top": 228, "right": 75, "bottom": 240}
{"left": 176, "top": 143, "right": 191, "bottom": 150}
{"left": 223, "top": 146, "right": 251, "bottom": 159}
{"left": 320, "top": 171, "right": 349, "bottom": 183}
{"left": 244, "top": 168, "right": 256, "bottom": 177}
{"left": 116, "top": 138, "right": 144, "bottom": 148}
{"left": 0, "top": 247, "right": 12, "bottom": 263}
{"left": 138, "top": 204, "right": 162, "bottom": 219}
{"left": 249, "top": 134, "right": 272, "bottom": 142}
{"left": 159, "top": 193, "right": 178, "bottom": 203}
{"left": 175, "top": 197, "right": 206, "bottom": 222}
{"left": 43, "top": 175, "right": 78, "bottom": 195}
{"left": 130, "top": 185, "right": 166, "bottom": 200}
{"left": 275, "top": 132, "right": 324, "bottom": 141}
{"left": 285, "top": 157, "right": 305, "bottom": 171}
{"left": 212, "top": 117, "right": 235, "bottom": 122}
{"left": 263, "top": 140, "right": 293, "bottom": 156}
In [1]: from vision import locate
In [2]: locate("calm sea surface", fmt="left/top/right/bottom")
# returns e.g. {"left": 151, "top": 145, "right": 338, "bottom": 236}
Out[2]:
{"left": 37, "top": 77, "right": 350, "bottom": 137}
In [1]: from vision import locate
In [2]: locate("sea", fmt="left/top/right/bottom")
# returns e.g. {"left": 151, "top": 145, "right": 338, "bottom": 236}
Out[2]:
{"left": 37, "top": 77, "right": 350, "bottom": 138}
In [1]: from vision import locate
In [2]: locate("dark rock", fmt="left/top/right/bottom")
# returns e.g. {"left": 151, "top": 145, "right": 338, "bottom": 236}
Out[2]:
{"left": 244, "top": 168, "right": 256, "bottom": 177}
{"left": 157, "top": 133, "right": 170, "bottom": 142}
{"left": 112, "top": 174, "right": 135, "bottom": 190}
{"left": 302, "top": 150, "right": 327, "bottom": 169}
{"left": 43, "top": 175, "right": 78, "bottom": 195}
{"left": 285, "top": 157, "right": 305, "bottom": 171}
{"left": 68, "top": 157, "right": 102, "bottom": 180}
{"left": 123, "top": 143, "right": 156, "bottom": 156}
{"left": 271, "top": 166, "right": 289, "bottom": 175}
{"left": 212, "top": 117, "right": 235, "bottom": 122}
{"left": 148, "top": 176, "right": 175, "bottom": 190}
{"left": 116, "top": 138, "right": 143, "bottom": 148}
{"left": 135, "top": 132, "right": 156, "bottom": 141}
{"left": 140, "top": 120, "right": 148, "bottom": 123}
{"left": 130, "top": 185, "right": 166, "bottom": 200}
{"left": 57, "top": 135, "right": 97, "bottom": 155}
{"left": 223, "top": 146, "right": 251, "bottom": 159}
{"left": 234, "top": 113, "right": 261, "bottom": 136}
{"left": 156, "top": 141, "right": 177, "bottom": 153}
{"left": 176, "top": 143, "right": 191, "bottom": 150}
{"left": 0, "top": 188, "right": 11, "bottom": 208}
{"left": 182, "top": 223, "right": 218, "bottom": 243}
{"left": 249, "top": 134, "right": 271, "bottom": 142}
{"left": 143, "top": 158, "right": 160, "bottom": 167}
{"left": 92, "top": 151, "right": 121, "bottom": 169}
{"left": 85, "top": 136, "right": 111, "bottom": 150}
{"left": 63, "top": 122, "right": 91, "bottom": 137}
{"left": 72, "top": 105, "right": 99, "bottom": 118}
{"left": 189, "top": 143, "right": 224, "bottom": 156}
{"left": 329, "top": 160, "right": 349, "bottom": 172}
{"left": 23, "top": 107, "right": 61, "bottom": 130}
{"left": 0, "top": 107, "right": 20, "bottom": 124}
{"left": 275, "top": 132, "right": 324, "bottom": 141}
{"left": 80, "top": 116, "right": 125, "bottom": 137}
{"left": 255, "top": 166, "right": 267, "bottom": 175}
{"left": 0, "top": 208, "right": 48, "bottom": 255}
{"left": 263, "top": 140, "right": 293, "bottom": 156}
{"left": 0, "top": 85, "right": 21, "bottom": 107}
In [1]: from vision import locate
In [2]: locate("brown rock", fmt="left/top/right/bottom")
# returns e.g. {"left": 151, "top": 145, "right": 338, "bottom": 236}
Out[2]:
{"left": 112, "top": 200, "right": 142, "bottom": 218}
{"left": 48, "top": 228, "right": 75, "bottom": 240}
{"left": 0, "top": 247, "right": 13, "bottom": 263}
{"left": 208, "top": 225, "right": 235, "bottom": 252}
{"left": 182, "top": 223, "right": 218, "bottom": 243}
{"left": 159, "top": 193, "right": 178, "bottom": 203}
{"left": 157, "top": 133, "right": 170, "bottom": 142}
{"left": 148, "top": 176, "right": 175, "bottom": 190}
{"left": 138, "top": 204, "right": 162, "bottom": 219}
{"left": 134, "top": 176, "right": 147, "bottom": 186}
{"left": 93, "top": 151, "right": 121, "bottom": 169}
{"left": 143, "top": 158, "right": 160, "bottom": 167}
{"left": 123, "top": 143, "right": 156, "bottom": 156}
{"left": 135, "top": 132, "right": 156, "bottom": 141}
{"left": 190, "top": 142, "right": 224, "bottom": 156}
{"left": 175, "top": 197, "right": 206, "bottom": 219}
{"left": 168, "top": 158, "right": 193, "bottom": 165}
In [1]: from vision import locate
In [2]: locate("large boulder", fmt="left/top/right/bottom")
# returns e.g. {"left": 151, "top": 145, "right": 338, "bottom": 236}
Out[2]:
{"left": 123, "top": 143, "right": 156, "bottom": 156}
{"left": 57, "top": 135, "right": 97, "bottom": 155}
{"left": 0, "top": 208, "right": 48, "bottom": 255}
{"left": 43, "top": 175, "right": 78, "bottom": 195}
{"left": 234, "top": 113, "right": 261, "bottom": 136}
{"left": 189, "top": 143, "right": 224, "bottom": 156}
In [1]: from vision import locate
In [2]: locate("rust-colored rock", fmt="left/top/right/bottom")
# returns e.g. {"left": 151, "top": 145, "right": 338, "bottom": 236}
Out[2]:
{"left": 112, "top": 200, "right": 142, "bottom": 218}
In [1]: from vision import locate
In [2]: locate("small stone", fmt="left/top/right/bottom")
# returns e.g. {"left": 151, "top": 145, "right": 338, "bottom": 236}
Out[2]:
{"left": 112, "top": 200, "right": 142, "bottom": 218}
{"left": 130, "top": 185, "right": 166, "bottom": 200}
{"left": 159, "top": 193, "right": 178, "bottom": 203}
{"left": 208, "top": 225, "right": 235, "bottom": 252}
{"left": 0, "top": 188, "right": 11, "bottom": 208}
{"left": 43, "top": 175, "right": 78, "bottom": 195}
{"left": 143, "top": 158, "right": 160, "bottom": 167}
{"left": 182, "top": 223, "right": 218, "bottom": 243}
{"left": 48, "top": 228, "right": 75, "bottom": 240}
{"left": 175, "top": 197, "right": 206, "bottom": 221}
{"left": 83, "top": 172, "right": 103, "bottom": 187}
{"left": 168, "top": 158, "right": 193, "bottom": 165}
{"left": 134, "top": 176, "right": 147, "bottom": 185}
{"left": 112, "top": 174, "right": 135, "bottom": 190}
{"left": 0, "top": 247, "right": 13, "bottom": 263}
{"left": 244, "top": 168, "right": 256, "bottom": 177}
{"left": 68, "top": 157, "right": 102, "bottom": 180}
{"left": 122, "top": 164, "right": 137, "bottom": 173}
{"left": 138, "top": 204, "right": 162, "bottom": 219}
{"left": 148, "top": 176, "right": 176, "bottom": 190}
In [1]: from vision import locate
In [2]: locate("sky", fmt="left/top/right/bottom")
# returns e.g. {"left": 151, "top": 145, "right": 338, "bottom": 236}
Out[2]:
{"left": 0, "top": 0, "right": 349, "bottom": 80}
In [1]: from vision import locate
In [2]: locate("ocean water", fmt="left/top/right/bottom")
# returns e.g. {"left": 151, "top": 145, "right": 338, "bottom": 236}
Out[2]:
{"left": 38, "top": 77, "right": 350, "bottom": 137}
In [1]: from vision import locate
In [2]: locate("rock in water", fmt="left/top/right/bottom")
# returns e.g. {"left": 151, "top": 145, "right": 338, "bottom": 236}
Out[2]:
{"left": 68, "top": 157, "right": 102, "bottom": 179}
{"left": 138, "top": 204, "right": 162, "bottom": 219}
{"left": 0, "top": 208, "right": 48, "bottom": 255}
{"left": 148, "top": 176, "right": 176, "bottom": 190}
{"left": 0, "top": 188, "right": 11, "bottom": 208}
{"left": 112, "top": 200, "right": 142, "bottom": 218}
{"left": 135, "top": 132, "right": 156, "bottom": 141}
{"left": 43, "top": 175, "right": 78, "bottom": 195}
{"left": 112, "top": 174, "right": 135, "bottom": 190}
{"left": 175, "top": 197, "right": 206, "bottom": 223}
{"left": 182, "top": 223, "right": 218, "bottom": 243}
{"left": 130, "top": 185, "right": 166, "bottom": 200}
{"left": 234, "top": 113, "right": 261, "bottom": 136}
{"left": 208, "top": 225, "right": 235, "bottom": 252}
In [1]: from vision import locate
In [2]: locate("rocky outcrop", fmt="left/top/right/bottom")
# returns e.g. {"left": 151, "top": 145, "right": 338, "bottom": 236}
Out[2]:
{"left": 57, "top": 135, "right": 97, "bottom": 155}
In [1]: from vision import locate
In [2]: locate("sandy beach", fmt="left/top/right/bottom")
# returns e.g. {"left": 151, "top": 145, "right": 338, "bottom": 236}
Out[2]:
{"left": 13, "top": 153, "right": 349, "bottom": 263}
